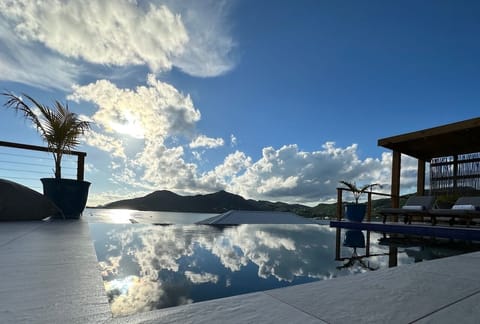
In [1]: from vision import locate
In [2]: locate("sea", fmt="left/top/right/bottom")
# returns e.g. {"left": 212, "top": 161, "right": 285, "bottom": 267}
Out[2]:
{"left": 84, "top": 207, "right": 218, "bottom": 224}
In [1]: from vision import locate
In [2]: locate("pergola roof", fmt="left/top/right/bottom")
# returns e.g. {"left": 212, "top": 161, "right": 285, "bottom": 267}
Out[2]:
{"left": 378, "top": 117, "right": 480, "bottom": 160}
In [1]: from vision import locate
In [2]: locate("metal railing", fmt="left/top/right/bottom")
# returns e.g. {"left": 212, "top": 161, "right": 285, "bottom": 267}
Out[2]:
{"left": 335, "top": 188, "right": 399, "bottom": 266}
{"left": 0, "top": 140, "right": 86, "bottom": 192}
{"left": 336, "top": 187, "right": 397, "bottom": 222}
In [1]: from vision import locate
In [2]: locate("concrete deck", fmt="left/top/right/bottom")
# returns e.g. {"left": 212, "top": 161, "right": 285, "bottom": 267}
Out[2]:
{"left": 1, "top": 220, "right": 479, "bottom": 323}
{"left": 331, "top": 220, "right": 480, "bottom": 241}
{"left": 0, "top": 221, "right": 111, "bottom": 323}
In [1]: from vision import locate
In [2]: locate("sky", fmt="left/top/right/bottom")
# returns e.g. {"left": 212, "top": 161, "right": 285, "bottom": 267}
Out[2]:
{"left": 0, "top": 0, "right": 479, "bottom": 206}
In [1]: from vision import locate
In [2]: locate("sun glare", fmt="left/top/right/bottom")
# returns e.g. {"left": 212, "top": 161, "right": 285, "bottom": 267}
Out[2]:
{"left": 110, "top": 113, "right": 144, "bottom": 139}
{"left": 107, "top": 209, "right": 136, "bottom": 223}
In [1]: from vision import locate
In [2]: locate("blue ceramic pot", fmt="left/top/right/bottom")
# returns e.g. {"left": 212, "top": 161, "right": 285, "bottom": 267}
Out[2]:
{"left": 41, "top": 178, "right": 90, "bottom": 219}
{"left": 344, "top": 203, "right": 366, "bottom": 222}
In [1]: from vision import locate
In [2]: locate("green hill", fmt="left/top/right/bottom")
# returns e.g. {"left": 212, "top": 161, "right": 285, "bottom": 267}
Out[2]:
{"left": 101, "top": 189, "right": 410, "bottom": 218}
{"left": 102, "top": 190, "right": 313, "bottom": 214}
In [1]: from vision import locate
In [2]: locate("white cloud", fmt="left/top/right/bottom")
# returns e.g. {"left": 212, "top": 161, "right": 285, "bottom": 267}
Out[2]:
{"left": 184, "top": 271, "right": 219, "bottom": 284}
{"left": 84, "top": 131, "right": 126, "bottom": 159}
{"left": 0, "top": 0, "right": 236, "bottom": 84}
{"left": 189, "top": 135, "right": 224, "bottom": 149}
{"left": 84, "top": 163, "right": 98, "bottom": 174}
{"left": 215, "top": 151, "right": 252, "bottom": 179}
{"left": 257, "top": 176, "right": 299, "bottom": 194}
{"left": 69, "top": 74, "right": 201, "bottom": 140}
{"left": 70, "top": 74, "right": 201, "bottom": 191}
{"left": 136, "top": 141, "right": 198, "bottom": 189}
{"left": 191, "top": 151, "right": 203, "bottom": 161}
{"left": 166, "top": 0, "right": 236, "bottom": 77}
{"left": 0, "top": 19, "right": 78, "bottom": 90}
{"left": 226, "top": 143, "right": 418, "bottom": 205}
{"left": 106, "top": 275, "right": 165, "bottom": 316}
{"left": 256, "top": 231, "right": 296, "bottom": 250}
{"left": 230, "top": 134, "right": 237, "bottom": 147}
{"left": 196, "top": 151, "right": 252, "bottom": 192}
{"left": 99, "top": 256, "right": 122, "bottom": 277}
{"left": 0, "top": 0, "right": 188, "bottom": 72}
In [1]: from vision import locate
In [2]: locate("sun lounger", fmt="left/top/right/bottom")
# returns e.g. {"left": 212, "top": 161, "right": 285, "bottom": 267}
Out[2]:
{"left": 429, "top": 196, "right": 480, "bottom": 226}
{"left": 380, "top": 196, "right": 436, "bottom": 224}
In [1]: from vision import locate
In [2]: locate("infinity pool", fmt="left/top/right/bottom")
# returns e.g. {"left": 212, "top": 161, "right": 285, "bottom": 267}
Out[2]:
{"left": 89, "top": 223, "right": 480, "bottom": 317}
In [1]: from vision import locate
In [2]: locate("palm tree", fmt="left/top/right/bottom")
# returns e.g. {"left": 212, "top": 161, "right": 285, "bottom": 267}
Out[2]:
{"left": 2, "top": 92, "right": 91, "bottom": 179}
{"left": 339, "top": 180, "right": 380, "bottom": 204}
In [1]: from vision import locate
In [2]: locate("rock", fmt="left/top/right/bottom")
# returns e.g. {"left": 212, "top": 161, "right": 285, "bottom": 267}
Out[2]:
{"left": 0, "top": 179, "right": 62, "bottom": 221}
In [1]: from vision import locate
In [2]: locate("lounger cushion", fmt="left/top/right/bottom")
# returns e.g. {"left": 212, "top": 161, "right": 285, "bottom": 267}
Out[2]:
{"left": 402, "top": 205, "right": 425, "bottom": 210}
{"left": 454, "top": 197, "right": 480, "bottom": 208}
{"left": 452, "top": 204, "right": 477, "bottom": 210}
{"left": 0, "top": 179, "right": 61, "bottom": 221}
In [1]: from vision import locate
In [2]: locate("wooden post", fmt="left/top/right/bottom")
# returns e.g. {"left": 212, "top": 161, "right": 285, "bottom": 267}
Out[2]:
{"left": 391, "top": 151, "right": 401, "bottom": 222}
{"left": 367, "top": 191, "right": 372, "bottom": 222}
{"left": 388, "top": 246, "right": 398, "bottom": 268}
{"left": 417, "top": 159, "right": 426, "bottom": 195}
{"left": 336, "top": 188, "right": 343, "bottom": 220}
{"left": 77, "top": 153, "right": 86, "bottom": 181}
{"left": 366, "top": 231, "right": 371, "bottom": 257}
{"left": 335, "top": 228, "right": 341, "bottom": 261}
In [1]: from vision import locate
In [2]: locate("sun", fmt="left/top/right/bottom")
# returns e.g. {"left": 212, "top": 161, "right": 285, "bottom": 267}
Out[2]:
{"left": 110, "top": 112, "right": 144, "bottom": 139}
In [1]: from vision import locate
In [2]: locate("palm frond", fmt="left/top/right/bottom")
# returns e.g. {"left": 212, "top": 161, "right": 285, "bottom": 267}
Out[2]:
{"left": 2, "top": 92, "right": 48, "bottom": 137}
{"left": 2, "top": 92, "right": 91, "bottom": 178}
{"left": 339, "top": 180, "right": 357, "bottom": 192}
{"left": 358, "top": 183, "right": 380, "bottom": 193}
{"left": 339, "top": 180, "right": 380, "bottom": 204}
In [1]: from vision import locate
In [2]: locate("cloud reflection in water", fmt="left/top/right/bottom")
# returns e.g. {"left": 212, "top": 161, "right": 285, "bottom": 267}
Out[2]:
{"left": 92, "top": 224, "right": 340, "bottom": 316}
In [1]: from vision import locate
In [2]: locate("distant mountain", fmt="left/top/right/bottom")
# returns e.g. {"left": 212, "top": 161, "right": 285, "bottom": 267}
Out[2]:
{"left": 102, "top": 190, "right": 293, "bottom": 214}
{"left": 100, "top": 189, "right": 410, "bottom": 218}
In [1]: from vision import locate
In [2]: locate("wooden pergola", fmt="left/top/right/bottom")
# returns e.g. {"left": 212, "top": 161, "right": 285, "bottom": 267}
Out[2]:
{"left": 378, "top": 117, "right": 480, "bottom": 208}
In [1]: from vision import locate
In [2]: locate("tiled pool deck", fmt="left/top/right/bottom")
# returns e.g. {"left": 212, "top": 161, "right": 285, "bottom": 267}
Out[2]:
{"left": 1, "top": 220, "right": 479, "bottom": 323}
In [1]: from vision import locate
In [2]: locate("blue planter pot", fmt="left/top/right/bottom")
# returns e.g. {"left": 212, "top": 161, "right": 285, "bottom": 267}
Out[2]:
{"left": 344, "top": 203, "right": 366, "bottom": 222}
{"left": 41, "top": 178, "right": 90, "bottom": 219}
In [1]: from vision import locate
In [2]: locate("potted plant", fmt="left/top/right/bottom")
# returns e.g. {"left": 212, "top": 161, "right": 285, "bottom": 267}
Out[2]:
{"left": 2, "top": 92, "right": 91, "bottom": 219}
{"left": 339, "top": 180, "right": 380, "bottom": 222}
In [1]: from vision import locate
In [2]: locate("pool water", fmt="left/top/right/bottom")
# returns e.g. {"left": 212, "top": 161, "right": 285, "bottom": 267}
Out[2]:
{"left": 89, "top": 223, "right": 480, "bottom": 317}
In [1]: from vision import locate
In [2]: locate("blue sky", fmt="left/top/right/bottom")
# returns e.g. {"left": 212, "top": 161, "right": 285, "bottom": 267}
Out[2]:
{"left": 0, "top": 0, "right": 479, "bottom": 206}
